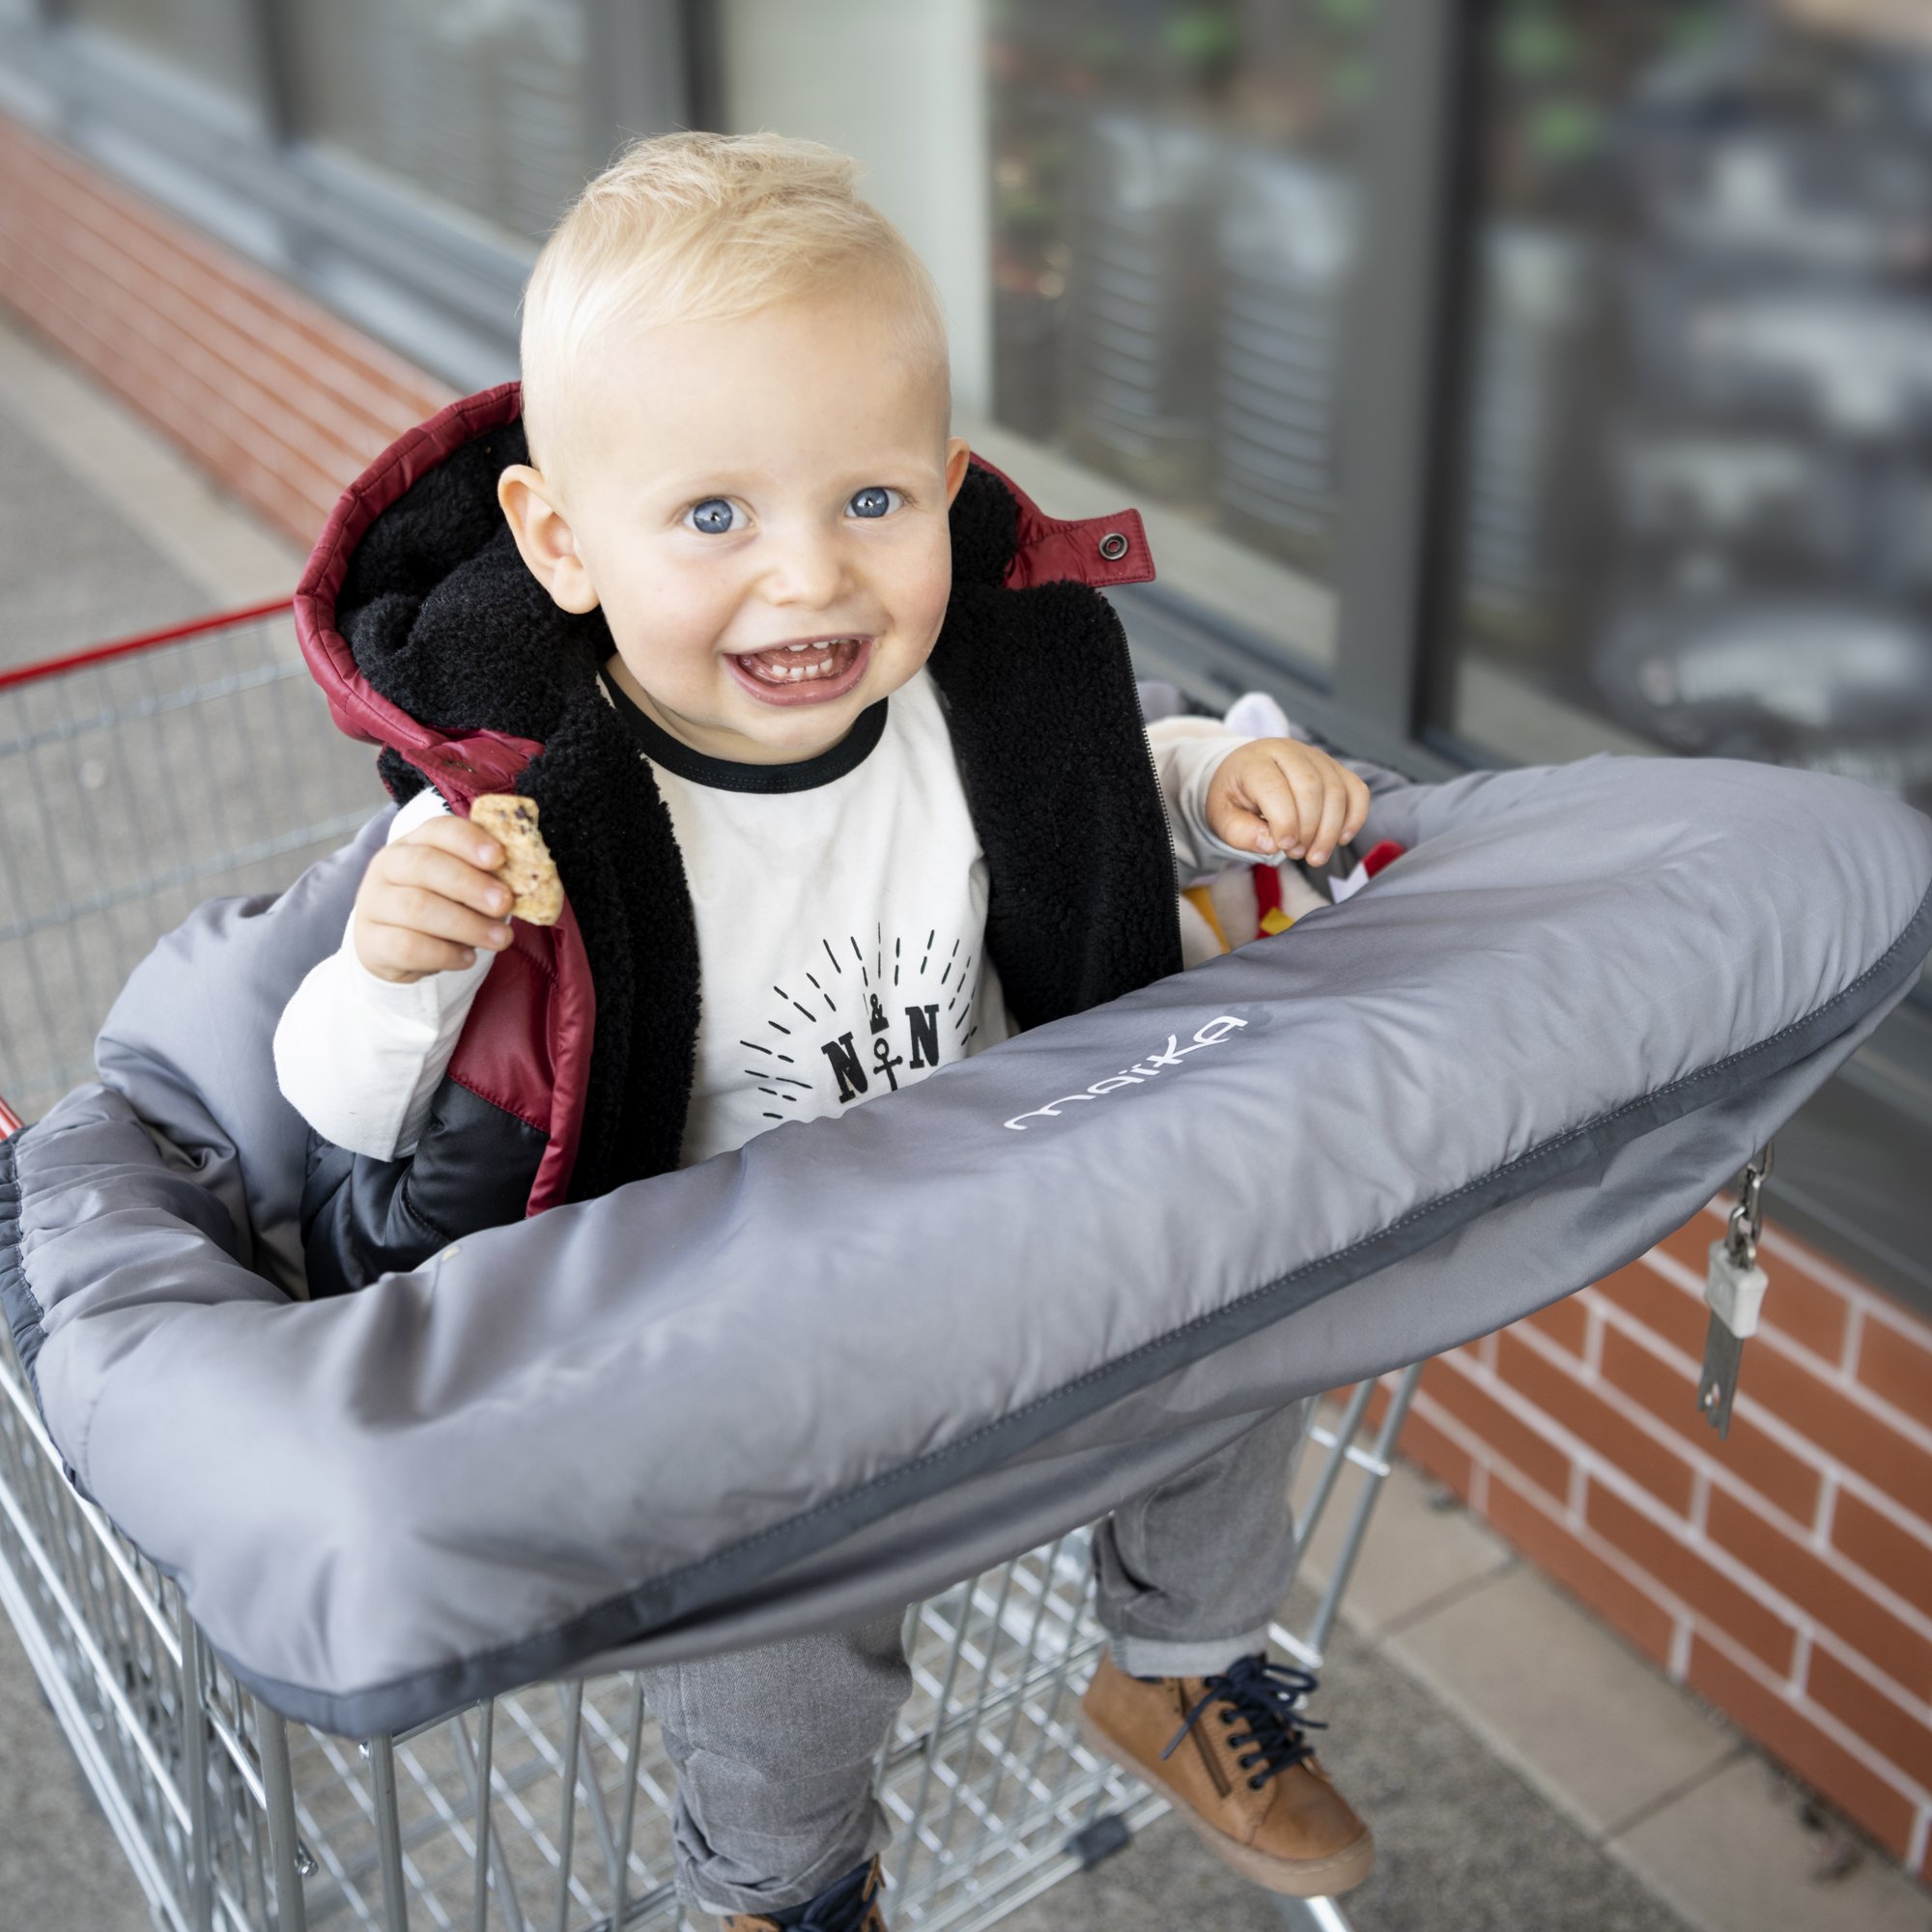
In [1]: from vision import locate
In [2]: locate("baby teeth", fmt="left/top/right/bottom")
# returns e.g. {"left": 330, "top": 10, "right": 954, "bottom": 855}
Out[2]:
{"left": 741, "top": 638, "right": 862, "bottom": 684}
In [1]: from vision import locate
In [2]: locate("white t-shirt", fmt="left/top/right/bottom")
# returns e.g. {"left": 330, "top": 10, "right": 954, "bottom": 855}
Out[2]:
{"left": 273, "top": 668, "right": 1252, "bottom": 1167}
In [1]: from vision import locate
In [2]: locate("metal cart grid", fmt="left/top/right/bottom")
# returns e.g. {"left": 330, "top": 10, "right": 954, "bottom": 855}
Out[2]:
{"left": 0, "top": 605, "right": 1421, "bottom": 1932}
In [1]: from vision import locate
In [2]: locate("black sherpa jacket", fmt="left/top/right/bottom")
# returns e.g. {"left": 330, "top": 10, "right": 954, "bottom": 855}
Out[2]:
{"left": 292, "top": 384, "right": 1181, "bottom": 1299}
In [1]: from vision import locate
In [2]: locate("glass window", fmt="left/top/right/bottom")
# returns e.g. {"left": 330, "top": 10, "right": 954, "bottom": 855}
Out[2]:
{"left": 985, "top": 1, "right": 1378, "bottom": 670}
{"left": 68, "top": 0, "right": 261, "bottom": 100}
{"left": 286, "top": 0, "right": 601, "bottom": 244}
{"left": 1437, "top": 0, "right": 1932, "bottom": 810}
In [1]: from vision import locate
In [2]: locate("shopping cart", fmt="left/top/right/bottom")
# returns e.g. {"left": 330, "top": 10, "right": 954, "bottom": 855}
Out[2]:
{"left": 0, "top": 604, "right": 1423, "bottom": 1932}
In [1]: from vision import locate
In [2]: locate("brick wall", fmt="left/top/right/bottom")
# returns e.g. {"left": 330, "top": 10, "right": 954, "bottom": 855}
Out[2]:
{"left": 6, "top": 100, "right": 1931, "bottom": 1888}
{"left": 1391, "top": 1204, "right": 1932, "bottom": 1880}
{"left": 0, "top": 112, "right": 452, "bottom": 551}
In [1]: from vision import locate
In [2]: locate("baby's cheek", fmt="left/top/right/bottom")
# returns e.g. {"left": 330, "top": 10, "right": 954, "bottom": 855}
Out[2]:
{"left": 901, "top": 535, "right": 954, "bottom": 639}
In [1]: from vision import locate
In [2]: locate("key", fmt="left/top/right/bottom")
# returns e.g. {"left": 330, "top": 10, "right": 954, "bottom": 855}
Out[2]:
{"left": 1697, "top": 1236, "right": 1769, "bottom": 1438}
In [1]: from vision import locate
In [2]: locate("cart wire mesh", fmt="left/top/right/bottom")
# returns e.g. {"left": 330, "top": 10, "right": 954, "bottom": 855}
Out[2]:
{"left": 0, "top": 601, "right": 380, "bottom": 1123}
{"left": 0, "top": 603, "right": 1422, "bottom": 1931}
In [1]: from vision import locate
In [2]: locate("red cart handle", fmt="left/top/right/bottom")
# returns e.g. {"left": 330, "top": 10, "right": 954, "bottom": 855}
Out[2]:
{"left": 0, "top": 597, "right": 294, "bottom": 694}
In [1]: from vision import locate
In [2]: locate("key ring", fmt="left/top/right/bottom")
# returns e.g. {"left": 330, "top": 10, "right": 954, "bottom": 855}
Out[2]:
{"left": 1724, "top": 1143, "right": 1775, "bottom": 1270}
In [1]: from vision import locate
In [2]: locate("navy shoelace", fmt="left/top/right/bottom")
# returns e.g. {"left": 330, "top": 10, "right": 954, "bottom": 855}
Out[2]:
{"left": 1160, "top": 1656, "right": 1327, "bottom": 1792}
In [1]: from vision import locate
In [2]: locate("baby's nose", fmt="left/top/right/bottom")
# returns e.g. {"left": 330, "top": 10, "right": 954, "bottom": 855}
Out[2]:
{"left": 762, "top": 526, "right": 846, "bottom": 605}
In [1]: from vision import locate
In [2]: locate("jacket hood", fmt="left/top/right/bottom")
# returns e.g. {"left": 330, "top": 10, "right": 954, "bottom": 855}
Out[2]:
{"left": 293, "top": 381, "right": 1153, "bottom": 789}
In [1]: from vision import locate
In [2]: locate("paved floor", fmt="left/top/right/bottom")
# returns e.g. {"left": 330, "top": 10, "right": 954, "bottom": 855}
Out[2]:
{"left": 0, "top": 310, "right": 1926, "bottom": 1932}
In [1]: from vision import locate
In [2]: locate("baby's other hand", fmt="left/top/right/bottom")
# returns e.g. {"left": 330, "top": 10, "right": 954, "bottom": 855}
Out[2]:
{"left": 353, "top": 815, "right": 516, "bottom": 983}
{"left": 1206, "top": 738, "right": 1371, "bottom": 868}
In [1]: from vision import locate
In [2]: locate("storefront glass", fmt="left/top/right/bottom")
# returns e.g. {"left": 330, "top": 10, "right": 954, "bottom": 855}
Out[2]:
{"left": 69, "top": 0, "right": 260, "bottom": 100}
{"left": 985, "top": 1, "right": 1378, "bottom": 668}
{"left": 1438, "top": 0, "right": 1932, "bottom": 809}
{"left": 285, "top": 0, "right": 600, "bottom": 243}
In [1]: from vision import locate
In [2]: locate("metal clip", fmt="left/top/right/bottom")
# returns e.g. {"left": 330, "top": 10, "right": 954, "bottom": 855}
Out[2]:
{"left": 1723, "top": 1142, "right": 1775, "bottom": 1273}
{"left": 1697, "top": 1143, "right": 1775, "bottom": 1438}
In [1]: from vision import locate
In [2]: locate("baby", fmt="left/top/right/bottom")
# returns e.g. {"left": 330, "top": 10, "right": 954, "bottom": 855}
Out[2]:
{"left": 276, "top": 133, "right": 1373, "bottom": 1929}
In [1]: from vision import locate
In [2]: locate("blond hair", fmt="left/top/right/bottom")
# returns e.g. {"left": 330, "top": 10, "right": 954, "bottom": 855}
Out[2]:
{"left": 520, "top": 130, "right": 949, "bottom": 481}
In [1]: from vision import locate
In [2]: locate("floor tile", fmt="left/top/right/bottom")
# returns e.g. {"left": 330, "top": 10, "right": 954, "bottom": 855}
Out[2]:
{"left": 1384, "top": 1567, "right": 1739, "bottom": 1835}
{"left": 1293, "top": 1446, "right": 1514, "bottom": 1637}
{"left": 1613, "top": 1755, "right": 1932, "bottom": 1932}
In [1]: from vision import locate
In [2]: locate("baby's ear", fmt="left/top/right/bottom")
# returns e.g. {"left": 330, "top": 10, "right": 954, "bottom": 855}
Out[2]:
{"left": 497, "top": 465, "right": 600, "bottom": 614}
{"left": 943, "top": 438, "right": 972, "bottom": 507}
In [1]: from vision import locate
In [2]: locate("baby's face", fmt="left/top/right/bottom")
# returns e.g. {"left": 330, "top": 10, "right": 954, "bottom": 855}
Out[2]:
{"left": 548, "top": 292, "right": 969, "bottom": 764}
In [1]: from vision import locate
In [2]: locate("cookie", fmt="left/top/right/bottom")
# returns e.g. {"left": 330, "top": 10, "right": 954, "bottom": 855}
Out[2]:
{"left": 469, "top": 794, "right": 563, "bottom": 926}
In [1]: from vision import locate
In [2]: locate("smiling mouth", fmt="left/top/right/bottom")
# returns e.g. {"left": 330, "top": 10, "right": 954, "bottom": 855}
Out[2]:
{"left": 732, "top": 637, "right": 867, "bottom": 685}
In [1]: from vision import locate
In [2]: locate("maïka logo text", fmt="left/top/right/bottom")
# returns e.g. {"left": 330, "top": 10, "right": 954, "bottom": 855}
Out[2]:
{"left": 1004, "top": 1016, "right": 1250, "bottom": 1131}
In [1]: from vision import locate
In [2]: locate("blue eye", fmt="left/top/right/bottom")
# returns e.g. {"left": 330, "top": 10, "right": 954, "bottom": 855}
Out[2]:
{"left": 848, "top": 486, "right": 900, "bottom": 520}
{"left": 686, "top": 497, "right": 738, "bottom": 535}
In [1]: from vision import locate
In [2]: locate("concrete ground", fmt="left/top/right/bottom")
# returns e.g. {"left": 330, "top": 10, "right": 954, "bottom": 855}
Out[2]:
{"left": 0, "top": 311, "right": 1926, "bottom": 1932}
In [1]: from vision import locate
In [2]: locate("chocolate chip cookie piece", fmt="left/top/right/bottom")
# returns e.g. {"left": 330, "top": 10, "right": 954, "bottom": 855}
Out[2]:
{"left": 469, "top": 794, "right": 563, "bottom": 926}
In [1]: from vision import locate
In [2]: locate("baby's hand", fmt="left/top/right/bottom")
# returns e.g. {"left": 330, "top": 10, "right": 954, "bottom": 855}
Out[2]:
{"left": 1205, "top": 738, "right": 1371, "bottom": 868}
{"left": 354, "top": 816, "right": 516, "bottom": 983}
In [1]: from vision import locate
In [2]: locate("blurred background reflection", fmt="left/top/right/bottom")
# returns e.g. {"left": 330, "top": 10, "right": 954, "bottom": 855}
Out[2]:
{"left": 1445, "top": 0, "right": 1932, "bottom": 806}
{"left": 980, "top": 0, "right": 1932, "bottom": 809}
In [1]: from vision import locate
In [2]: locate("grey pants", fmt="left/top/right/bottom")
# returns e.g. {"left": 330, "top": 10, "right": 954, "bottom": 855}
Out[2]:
{"left": 645, "top": 1399, "right": 1314, "bottom": 1917}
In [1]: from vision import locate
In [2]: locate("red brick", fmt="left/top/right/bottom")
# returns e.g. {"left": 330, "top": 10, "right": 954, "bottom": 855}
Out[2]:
{"left": 0, "top": 112, "right": 451, "bottom": 549}
{"left": 1651, "top": 1218, "right": 1853, "bottom": 1369}
{"left": 1688, "top": 1637, "right": 1918, "bottom": 1860}
{"left": 1493, "top": 1330, "right": 1696, "bottom": 1513}
{"left": 1743, "top": 1343, "right": 1932, "bottom": 1508}
{"left": 1805, "top": 1647, "right": 1932, "bottom": 1791}
{"left": 1586, "top": 1483, "right": 1799, "bottom": 1672}
{"left": 1762, "top": 1274, "right": 1853, "bottom": 1369}
{"left": 1592, "top": 1256, "right": 1708, "bottom": 1361}
{"left": 1520, "top": 1294, "right": 1589, "bottom": 1358}
{"left": 1392, "top": 1404, "right": 1475, "bottom": 1500}
{"left": 1486, "top": 1471, "right": 1678, "bottom": 1666}
{"left": 1857, "top": 1317, "right": 1932, "bottom": 1429}
{"left": 1833, "top": 1492, "right": 1932, "bottom": 1619}
{"left": 1706, "top": 1492, "right": 1932, "bottom": 1699}
{"left": 1598, "top": 1327, "right": 1824, "bottom": 1525}
{"left": 1419, "top": 1356, "right": 1572, "bottom": 1502}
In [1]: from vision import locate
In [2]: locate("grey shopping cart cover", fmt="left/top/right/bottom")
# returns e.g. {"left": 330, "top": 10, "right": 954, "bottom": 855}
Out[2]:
{"left": 3, "top": 750, "right": 1928, "bottom": 1735}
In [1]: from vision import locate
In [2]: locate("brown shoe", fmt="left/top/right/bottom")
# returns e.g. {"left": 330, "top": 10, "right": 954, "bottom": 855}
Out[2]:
{"left": 1080, "top": 1654, "right": 1373, "bottom": 1897}
{"left": 717, "top": 1856, "right": 888, "bottom": 1931}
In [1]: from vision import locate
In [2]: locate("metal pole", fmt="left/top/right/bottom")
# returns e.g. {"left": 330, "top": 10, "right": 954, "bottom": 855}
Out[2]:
{"left": 256, "top": 1706, "right": 311, "bottom": 1932}
{"left": 611, "top": 1680, "right": 645, "bottom": 1932}
{"left": 471, "top": 1702, "right": 496, "bottom": 1932}
{"left": 1303, "top": 1362, "right": 1426, "bottom": 1662}
{"left": 1296, "top": 1380, "right": 1377, "bottom": 1552}
{"left": 1275, "top": 1894, "right": 1358, "bottom": 1931}
{"left": 364, "top": 1734, "right": 412, "bottom": 1931}
{"left": 552, "top": 1681, "right": 584, "bottom": 1932}
{"left": 178, "top": 1608, "right": 216, "bottom": 1932}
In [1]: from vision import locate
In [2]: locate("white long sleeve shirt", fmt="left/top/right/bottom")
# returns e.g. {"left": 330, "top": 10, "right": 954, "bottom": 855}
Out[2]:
{"left": 273, "top": 668, "right": 1254, "bottom": 1167}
